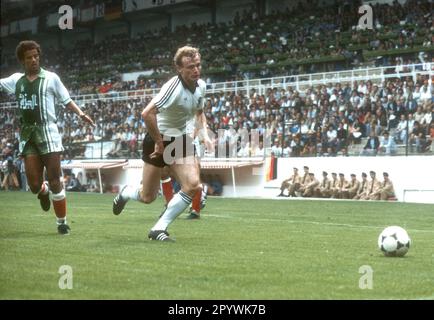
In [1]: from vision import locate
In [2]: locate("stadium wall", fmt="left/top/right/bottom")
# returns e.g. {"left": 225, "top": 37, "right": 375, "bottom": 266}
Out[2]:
{"left": 94, "top": 22, "right": 129, "bottom": 43}
{"left": 66, "top": 156, "right": 434, "bottom": 204}
{"left": 60, "top": 31, "right": 92, "bottom": 48}
{"left": 215, "top": 0, "right": 255, "bottom": 24}
{"left": 171, "top": 9, "right": 212, "bottom": 28}
{"left": 120, "top": 160, "right": 265, "bottom": 198}
{"left": 131, "top": 17, "right": 168, "bottom": 36}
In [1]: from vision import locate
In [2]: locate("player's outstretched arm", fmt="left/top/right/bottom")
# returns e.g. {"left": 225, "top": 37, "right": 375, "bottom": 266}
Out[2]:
{"left": 66, "top": 101, "right": 95, "bottom": 127}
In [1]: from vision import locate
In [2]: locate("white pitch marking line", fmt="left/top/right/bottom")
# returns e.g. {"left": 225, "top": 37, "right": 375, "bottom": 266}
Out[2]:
{"left": 205, "top": 214, "right": 434, "bottom": 233}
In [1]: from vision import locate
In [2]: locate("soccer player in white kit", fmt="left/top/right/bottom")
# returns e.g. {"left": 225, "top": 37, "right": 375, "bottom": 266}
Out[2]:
{"left": 112, "top": 46, "right": 213, "bottom": 241}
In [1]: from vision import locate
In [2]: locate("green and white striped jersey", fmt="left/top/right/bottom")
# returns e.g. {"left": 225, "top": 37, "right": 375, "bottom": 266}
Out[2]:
{"left": 0, "top": 68, "right": 72, "bottom": 125}
{"left": 1, "top": 68, "right": 72, "bottom": 153}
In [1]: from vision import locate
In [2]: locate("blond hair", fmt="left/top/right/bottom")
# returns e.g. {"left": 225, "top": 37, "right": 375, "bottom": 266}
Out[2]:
{"left": 173, "top": 46, "right": 200, "bottom": 67}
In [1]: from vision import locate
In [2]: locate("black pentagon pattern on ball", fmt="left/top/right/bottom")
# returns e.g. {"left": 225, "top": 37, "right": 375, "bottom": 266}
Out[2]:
{"left": 379, "top": 227, "right": 410, "bottom": 257}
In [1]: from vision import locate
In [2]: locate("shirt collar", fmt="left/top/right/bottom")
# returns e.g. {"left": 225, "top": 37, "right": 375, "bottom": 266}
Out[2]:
{"left": 25, "top": 67, "right": 46, "bottom": 78}
{"left": 178, "top": 75, "right": 198, "bottom": 93}
{"left": 37, "top": 68, "right": 46, "bottom": 78}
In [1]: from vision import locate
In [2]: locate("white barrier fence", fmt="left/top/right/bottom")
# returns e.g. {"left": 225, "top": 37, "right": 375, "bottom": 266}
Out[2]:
{"left": 64, "top": 155, "right": 434, "bottom": 204}
{"left": 1, "top": 63, "right": 432, "bottom": 109}
{"left": 403, "top": 189, "right": 434, "bottom": 204}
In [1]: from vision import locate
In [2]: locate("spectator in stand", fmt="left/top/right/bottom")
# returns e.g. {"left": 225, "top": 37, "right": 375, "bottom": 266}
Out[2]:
{"left": 421, "top": 104, "right": 432, "bottom": 132}
{"left": 107, "top": 128, "right": 125, "bottom": 158}
{"left": 419, "top": 81, "right": 432, "bottom": 102}
{"left": 361, "top": 131, "right": 380, "bottom": 156}
{"left": 387, "top": 109, "right": 399, "bottom": 131}
{"left": 378, "top": 130, "right": 397, "bottom": 155}
{"left": 237, "top": 140, "right": 250, "bottom": 157}
{"left": 325, "top": 124, "right": 338, "bottom": 155}
{"left": 336, "top": 122, "right": 348, "bottom": 155}
{"left": 395, "top": 114, "right": 410, "bottom": 143}
{"left": 409, "top": 121, "right": 431, "bottom": 153}
{"left": 271, "top": 139, "right": 282, "bottom": 157}
{"left": 348, "top": 118, "right": 363, "bottom": 144}
{"left": 251, "top": 140, "right": 265, "bottom": 157}
{"left": 413, "top": 105, "right": 425, "bottom": 124}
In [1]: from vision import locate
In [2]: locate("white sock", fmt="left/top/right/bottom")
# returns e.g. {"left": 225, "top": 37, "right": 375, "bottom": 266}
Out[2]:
{"left": 56, "top": 217, "right": 67, "bottom": 225}
{"left": 152, "top": 191, "right": 192, "bottom": 231}
{"left": 121, "top": 185, "right": 141, "bottom": 201}
{"left": 202, "top": 184, "right": 207, "bottom": 200}
{"left": 39, "top": 181, "right": 49, "bottom": 195}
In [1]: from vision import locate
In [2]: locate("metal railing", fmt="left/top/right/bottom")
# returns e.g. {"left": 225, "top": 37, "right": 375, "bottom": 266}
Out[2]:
{"left": 206, "top": 63, "right": 433, "bottom": 95}
{"left": 1, "top": 63, "right": 432, "bottom": 109}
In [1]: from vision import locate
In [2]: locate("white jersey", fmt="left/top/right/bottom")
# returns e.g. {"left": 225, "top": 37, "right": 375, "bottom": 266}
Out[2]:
{"left": 0, "top": 72, "right": 23, "bottom": 93}
{"left": 152, "top": 75, "right": 206, "bottom": 137}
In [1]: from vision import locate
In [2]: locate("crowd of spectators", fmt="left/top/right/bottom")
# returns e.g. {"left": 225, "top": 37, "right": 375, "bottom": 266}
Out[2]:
{"left": 0, "top": 0, "right": 433, "bottom": 163}
{"left": 1, "top": 74, "right": 432, "bottom": 162}
{"left": 204, "top": 76, "right": 432, "bottom": 158}
{"left": 1, "top": 0, "right": 432, "bottom": 100}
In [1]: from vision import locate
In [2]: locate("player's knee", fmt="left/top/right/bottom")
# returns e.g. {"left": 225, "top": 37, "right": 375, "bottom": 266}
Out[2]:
{"left": 185, "top": 179, "right": 201, "bottom": 193}
{"left": 48, "top": 179, "right": 62, "bottom": 193}
{"left": 141, "top": 192, "right": 157, "bottom": 204}
{"left": 28, "top": 183, "right": 40, "bottom": 194}
{"left": 142, "top": 197, "right": 155, "bottom": 204}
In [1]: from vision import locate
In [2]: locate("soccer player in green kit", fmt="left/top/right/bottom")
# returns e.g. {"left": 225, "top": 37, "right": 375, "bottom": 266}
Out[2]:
{"left": 0, "top": 40, "right": 95, "bottom": 234}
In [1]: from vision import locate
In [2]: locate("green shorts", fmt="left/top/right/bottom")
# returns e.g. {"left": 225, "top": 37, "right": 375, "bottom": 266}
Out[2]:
{"left": 20, "top": 124, "right": 64, "bottom": 156}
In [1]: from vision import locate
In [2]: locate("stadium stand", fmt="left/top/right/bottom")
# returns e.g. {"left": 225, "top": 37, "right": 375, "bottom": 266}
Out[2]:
{"left": 1, "top": 64, "right": 432, "bottom": 162}
{"left": 0, "top": 0, "right": 432, "bottom": 96}
{"left": 0, "top": 0, "right": 432, "bottom": 183}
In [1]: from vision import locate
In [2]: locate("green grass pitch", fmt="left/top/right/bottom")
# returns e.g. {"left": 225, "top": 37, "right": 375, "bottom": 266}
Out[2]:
{"left": 0, "top": 191, "right": 433, "bottom": 299}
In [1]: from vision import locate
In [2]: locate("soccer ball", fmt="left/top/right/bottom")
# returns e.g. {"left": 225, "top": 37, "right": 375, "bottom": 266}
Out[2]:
{"left": 378, "top": 226, "right": 411, "bottom": 257}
